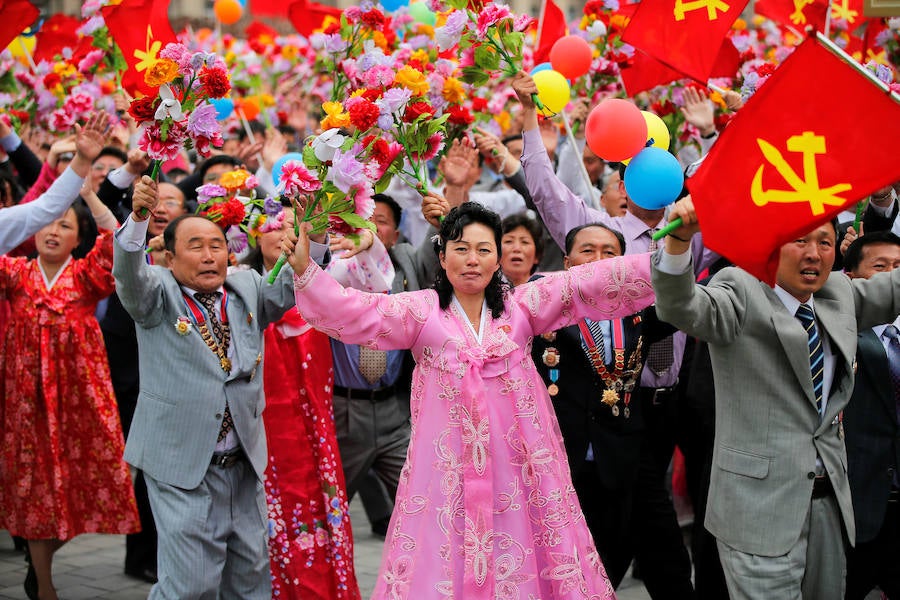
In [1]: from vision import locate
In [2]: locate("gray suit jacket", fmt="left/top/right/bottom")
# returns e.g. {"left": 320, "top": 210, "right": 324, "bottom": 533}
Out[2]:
{"left": 113, "top": 241, "right": 296, "bottom": 489}
{"left": 652, "top": 259, "right": 900, "bottom": 556}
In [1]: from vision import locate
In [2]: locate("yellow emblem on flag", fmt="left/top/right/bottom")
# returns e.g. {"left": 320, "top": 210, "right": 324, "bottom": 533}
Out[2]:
{"left": 789, "top": 0, "right": 816, "bottom": 24}
{"left": 134, "top": 25, "right": 162, "bottom": 74}
{"left": 673, "top": 0, "right": 731, "bottom": 21}
{"left": 751, "top": 132, "right": 852, "bottom": 216}
{"left": 830, "top": 0, "right": 859, "bottom": 23}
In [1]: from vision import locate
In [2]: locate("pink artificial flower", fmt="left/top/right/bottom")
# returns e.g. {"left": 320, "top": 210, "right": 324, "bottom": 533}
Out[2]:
{"left": 77, "top": 49, "right": 104, "bottom": 73}
{"left": 65, "top": 93, "right": 94, "bottom": 115}
{"left": 410, "top": 132, "right": 445, "bottom": 162}
{"left": 50, "top": 109, "right": 75, "bottom": 132}
{"left": 476, "top": 4, "right": 512, "bottom": 38}
{"left": 352, "top": 185, "right": 375, "bottom": 220}
{"left": 280, "top": 160, "right": 322, "bottom": 196}
{"left": 139, "top": 121, "right": 188, "bottom": 161}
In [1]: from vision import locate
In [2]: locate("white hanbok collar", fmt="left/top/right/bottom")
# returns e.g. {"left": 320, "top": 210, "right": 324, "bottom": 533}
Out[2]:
{"left": 38, "top": 255, "right": 72, "bottom": 291}
{"left": 452, "top": 295, "right": 487, "bottom": 345}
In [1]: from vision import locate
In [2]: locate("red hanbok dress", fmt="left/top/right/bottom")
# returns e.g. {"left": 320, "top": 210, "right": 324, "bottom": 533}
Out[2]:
{"left": 0, "top": 230, "right": 140, "bottom": 540}
{"left": 263, "top": 308, "right": 361, "bottom": 600}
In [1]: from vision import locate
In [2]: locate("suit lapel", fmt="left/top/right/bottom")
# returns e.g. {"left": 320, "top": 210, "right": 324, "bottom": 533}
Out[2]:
{"left": 768, "top": 291, "right": 818, "bottom": 409}
{"left": 814, "top": 297, "right": 855, "bottom": 427}
{"left": 858, "top": 329, "right": 895, "bottom": 418}
{"left": 224, "top": 282, "right": 248, "bottom": 379}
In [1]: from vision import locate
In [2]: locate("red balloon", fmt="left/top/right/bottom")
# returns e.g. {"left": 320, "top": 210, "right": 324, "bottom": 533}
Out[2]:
{"left": 549, "top": 36, "right": 594, "bottom": 80}
{"left": 585, "top": 99, "right": 648, "bottom": 162}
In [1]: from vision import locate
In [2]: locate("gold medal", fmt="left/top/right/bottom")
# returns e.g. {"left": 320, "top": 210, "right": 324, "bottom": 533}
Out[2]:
{"left": 611, "top": 405, "right": 620, "bottom": 417}
{"left": 602, "top": 388, "right": 619, "bottom": 407}
{"left": 548, "top": 383, "right": 559, "bottom": 396}
{"left": 624, "top": 407, "right": 630, "bottom": 419}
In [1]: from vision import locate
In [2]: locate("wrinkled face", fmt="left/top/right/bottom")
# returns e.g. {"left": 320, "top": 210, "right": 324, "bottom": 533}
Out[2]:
{"left": 148, "top": 183, "right": 187, "bottom": 237}
{"left": 500, "top": 225, "right": 538, "bottom": 285}
{"left": 166, "top": 217, "right": 229, "bottom": 293}
{"left": 372, "top": 201, "right": 400, "bottom": 250}
{"left": 35, "top": 207, "right": 80, "bottom": 263}
{"left": 775, "top": 223, "right": 836, "bottom": 302}
{"left": 564, "top": 226, "right": 623, "bottom": 269}
{"left": 848, "top": 242, "right": 900, "bottom": 280}
{"left": 439, "top": 222, "right": 501, "bottom": 297}
{"left": 91, "top": 155, "right": 124, "bottom": 192}
{"left": 600, "top": 171, "right": 627, "bottom": 217}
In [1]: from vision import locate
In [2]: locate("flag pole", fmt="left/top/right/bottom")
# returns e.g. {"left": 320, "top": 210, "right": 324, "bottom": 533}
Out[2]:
{"left": 536, "top": 0, "right": 548, "bottom": 50}
{"left": 560, "top": 112, "right": 601, "bottom": 210}
{"left": 824, "top": 0, "right": 833, "bottom": 38}
{"left": 18, "top": 36, "right": 37, "bottom": 72}
{"left": 814, "top": 31, "right": 899, "bottom": 101}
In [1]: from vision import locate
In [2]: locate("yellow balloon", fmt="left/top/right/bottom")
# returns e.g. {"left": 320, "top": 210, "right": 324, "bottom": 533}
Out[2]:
{"left": 532, "top": 69, "right": 571, "bottom": 117}
{"left": 623, "top": 111, "right": 671, "bottom": 165}
{"left": 7, "top": 35, "right": 35, "bottom": 61}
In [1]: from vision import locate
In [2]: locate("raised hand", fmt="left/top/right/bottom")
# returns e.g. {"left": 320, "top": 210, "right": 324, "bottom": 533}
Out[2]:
{"left": 70, "top": 112, "right": 111, "bottom": 178}
{"left": 131, "top": 175, "right": 159, "bottom": 222}
{"left": 681, "top": 87, "right": 715, "bottom": 137}
{"left": 438, "top": 138, "right": 478, "bottom": 188}
{"left": 330, "top": 228, "right": 375, "bottom": 259}
{"left": 421, "top": 191, "right": 451, "bottom": 228}
{"left": 125, "top": 149, "right": 151, "bottom": 176}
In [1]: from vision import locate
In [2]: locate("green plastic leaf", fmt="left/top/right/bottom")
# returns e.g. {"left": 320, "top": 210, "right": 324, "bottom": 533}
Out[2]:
{"left": 461, "top": 66, "right": 490, "bottom": 86}
{"left": 474, "top": 45, "right": 501, "bottom": 71}
{"left": 338, "top": 211, "right": 377, "bottom": 231}
{"left": 500, "top": 31, "right": 524, "bottom": 62}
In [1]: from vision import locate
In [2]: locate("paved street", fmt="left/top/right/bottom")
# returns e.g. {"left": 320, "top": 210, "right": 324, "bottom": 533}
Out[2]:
{"left": 0, "top": 500, "right": 653, "bottom": 599}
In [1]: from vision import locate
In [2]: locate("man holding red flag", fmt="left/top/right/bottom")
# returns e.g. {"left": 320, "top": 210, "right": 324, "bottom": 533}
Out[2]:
{"left": 651, "top": 195, "right": 900, "bottom": 598}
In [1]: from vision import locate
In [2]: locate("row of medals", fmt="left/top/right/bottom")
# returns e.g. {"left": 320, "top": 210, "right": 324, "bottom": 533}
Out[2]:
{"left": 541, "top": 332, "right": 642, "bottom": 418}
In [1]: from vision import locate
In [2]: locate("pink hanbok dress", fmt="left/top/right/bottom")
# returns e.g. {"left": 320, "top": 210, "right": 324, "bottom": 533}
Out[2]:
{"left": 292, "top": 254, "right": 654, "bottom": 600}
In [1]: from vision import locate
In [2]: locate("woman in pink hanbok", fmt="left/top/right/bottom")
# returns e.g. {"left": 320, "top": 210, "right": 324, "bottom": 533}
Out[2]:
{"left": 283, "top": 202, "right": 655, "bottom": 599}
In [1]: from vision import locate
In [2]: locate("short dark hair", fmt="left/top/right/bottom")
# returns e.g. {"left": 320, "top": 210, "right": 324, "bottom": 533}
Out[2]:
{"left": 501, "top": 212, "right": 545, "bottom": 272}
{"left": 237, "top": 120, "right": 266, "bottom": 141}
{"left": 197, "top": 154, "right": 242, "bottom": 181}
{"left": 433, "top": 202, "right": 508, "bottom": 318}
{"left": 70, "top": 200, "right": 98, "bottom": 259}
{"left": 564, "top": 223, "right": 626, "bottom": 256}
{"left": 94, "top": 146, "right": 128, "bottom": 165}
{"left": 163, "top": 214, "right": 224, "bottom": 253}
{"left": 843, "top": 230, "right": 900, "bottom": 272}
{"left": 373, "top": 193, "right": 402, "bottom": 229}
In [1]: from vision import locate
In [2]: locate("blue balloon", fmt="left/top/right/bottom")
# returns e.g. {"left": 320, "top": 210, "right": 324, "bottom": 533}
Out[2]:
{"left": 210, "top": 97, "right": 234, "bottom": 121}
{"left": 237, "top": 0, "right": 247, "bottom": 5}
{"left": 530, "top": 62, "right": 552, "bottom": 75}
{"left": 623, "top": 147, "right": 684, "bottom": 210}
{"left": 272, "top": 153, "right": 305, "bottom": 189}
{"left": 382, "top": 0, "right": 409, "bottom": 11}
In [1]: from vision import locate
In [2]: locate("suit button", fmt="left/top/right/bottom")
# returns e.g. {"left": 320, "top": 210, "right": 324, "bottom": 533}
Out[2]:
{"left": 215, "top": 413, "right": 222, "bottom": 419}
{"left": 807, "top": 472, "right": 816, "bottom": 479}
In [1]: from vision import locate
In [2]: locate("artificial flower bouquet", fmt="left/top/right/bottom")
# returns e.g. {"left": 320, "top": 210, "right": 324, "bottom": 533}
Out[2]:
{"left": 195, "top": 167, "right": 267, "bottom": 254}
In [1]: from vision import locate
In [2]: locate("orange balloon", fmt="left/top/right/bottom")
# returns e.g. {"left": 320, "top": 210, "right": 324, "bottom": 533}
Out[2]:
{"left": 238, "top": 98, "right": 260, "bottom": 121}
{"left": 214, "top": 0, "right": 243, "bottom": 25}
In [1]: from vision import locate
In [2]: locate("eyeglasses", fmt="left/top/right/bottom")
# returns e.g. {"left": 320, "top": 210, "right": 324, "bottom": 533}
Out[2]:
{"left": 159, "top": 200, "right": 183, "bottom": 210}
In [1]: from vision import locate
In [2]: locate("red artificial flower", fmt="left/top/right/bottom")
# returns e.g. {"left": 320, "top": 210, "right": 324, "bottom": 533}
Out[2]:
{"left": 327, "top": 213, "right": 356, "bottom": 236}
{"left": 361, "top": 9, "right": 386, "bottom": 29}
{"left": 205, "top": 197, "right": 246, "bottom": 229}
{"left": 755, "top": 63, "right": 777, "bottom": 77}
{"left": 128, "top": 96, "right": 160, "bottom": 122}
{"left": 650, "top": 99, "right": 676, "bottom": 116}
{"left": 448, "top": 105, "right": 474, "bottom": 126}
{"left": 404, "top": 101, "right": 435, "bottom": 122}
{"left": 199, "top": 66, "right": 231, "bottom": 99}
{"left": 43, "top": 73, "right": 62, "bottom": 89}
{"left": 348, "top": 99, "right": 380, "bottom": 131}
{"left": 361, "top": 88, "right": 383, "bottom": 102}
{"left": 584, "top": 0, "right": 606, "bottom": 17}
{"left": 470, "top": 97, "right": 488, "bottom": 112}
{"left": 323, "top": 21, "right": 341, "bottom": 35}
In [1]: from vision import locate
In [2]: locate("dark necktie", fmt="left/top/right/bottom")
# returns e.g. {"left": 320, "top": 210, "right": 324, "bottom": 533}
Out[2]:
{"left": 645, "top": 229, "right": 675, "bottom": 376}
{"left": 195, "top": 292, "right": 234, "bottom": 442}
{"left": 796, "top": 303, "right": 825, "bottom": 418}
{"left": 884, "top": 325, "right": 900, "bottom": 487}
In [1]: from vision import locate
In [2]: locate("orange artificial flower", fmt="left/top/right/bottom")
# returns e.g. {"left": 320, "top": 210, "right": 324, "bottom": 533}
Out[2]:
{"left": 442, "top": 77, "right": 466, "bottom": 104}
{"left": 394, "top": 66, "right": 429, "bottom": 96}
{"left": 219, "top": 168, "right": 252, "bottom": 191}
{"left": 144, "top": 59, "right": 179, "bottom": 87}
{"left": 321, "top": 101, "right": 351, "bottom": 130}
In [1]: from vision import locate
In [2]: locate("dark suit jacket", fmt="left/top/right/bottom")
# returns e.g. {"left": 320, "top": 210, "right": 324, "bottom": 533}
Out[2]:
{"left": 843, "top": 328, "right": 900, "bottom": 543}
{"left": 531, "top": 308, "right": 674, "bottom": 490}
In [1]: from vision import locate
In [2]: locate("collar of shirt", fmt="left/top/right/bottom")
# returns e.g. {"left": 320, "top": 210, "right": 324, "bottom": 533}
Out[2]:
{"left": 872, "top": 315, "right": 900, "bottom": 340}
{"left": 620, "top": 212, "right": 665, "bottom": 252}
{"left": 773, "top": 285, "right": 816, "bottom": 316}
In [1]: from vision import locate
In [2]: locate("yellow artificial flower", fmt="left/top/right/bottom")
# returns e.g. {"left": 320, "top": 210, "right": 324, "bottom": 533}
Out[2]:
{"left": 225, "top": 51, "right": 237, "bottom": 64}
{"left": 372, "top": 31, "right": 390, "bottom": 53}
{"left": 350, "top": 88, "right": 370, "bottom": 98}
{"left": 411, "top": 49, "right": 430, "bottom": 65}
{"left": 610, "top": 14, "right": 629, "bottom": 29}
{"left": 53, "top": 62, "right": 76, "bottom": 78}
{"left": 260, "top": 93, "right": 275, "bottom": 108}
{"left": 732, "top": 18, "right": 747, "bottom": 31}
{"left": 321, "top": 101, "right": 351, "bottom": 130}
{"left": 442, "top": 77, "right": 466, "bottom": 104}
{"left": 752, "top": 15, "right": 766, "bottom": 26}
{"left": 144, "top": 59, "right": 179, "bottom": 87}
{"left": 495, "top": 111, "right": 511, "bottom": 134}
{"left": 219, "top": 169, "right": 252, "bottom": 191}
{"left": 394, "top": 66, "right": 429, "bottom": 96}
{"left": 416, "top": 24, "right": 434, "bottom": 37}
{"left": 281, "top": 45, "right": 299, "bottom": 60}
{"left": 709, "top": 91, "right": 726, "bottom": 109}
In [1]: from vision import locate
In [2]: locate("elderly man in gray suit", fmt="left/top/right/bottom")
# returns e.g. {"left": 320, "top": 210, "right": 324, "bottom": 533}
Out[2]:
{"left": 650, "top": 197, "right": 900, "bottom": 599}
{"left": 113, "top": 177, "right": 326, "bottom": 599}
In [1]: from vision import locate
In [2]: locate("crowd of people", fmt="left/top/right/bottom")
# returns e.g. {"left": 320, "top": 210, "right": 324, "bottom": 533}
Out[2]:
{"left": 1, "top": 21, "right": 900, "bottom": 600}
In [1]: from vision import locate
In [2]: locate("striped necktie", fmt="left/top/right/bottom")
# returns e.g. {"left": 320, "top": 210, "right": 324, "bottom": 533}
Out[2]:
{"left": 796, "top": 303, "right": 824, "bottom": 418}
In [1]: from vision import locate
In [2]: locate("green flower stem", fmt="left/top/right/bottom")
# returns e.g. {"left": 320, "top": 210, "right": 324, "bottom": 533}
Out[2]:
{"left": 266, "top": 203, "right": 302, "bottom": 284}
{"left": 484, "top": 29, "right": 545, "bottom": 111}
{"left": 853, "top": 198, "right": 868, "bottom": 232}
{"left": 137, "top": 159, "right": 162, "bottom": 219}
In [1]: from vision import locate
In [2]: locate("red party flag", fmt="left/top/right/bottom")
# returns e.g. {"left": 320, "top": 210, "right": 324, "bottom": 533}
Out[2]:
{"left": 0, "top": 0, "right": 38, "bottom": 54}
{"left": 534, "top": 0, "right": 568, "bottom": 65}
{"left": 32, "top": 14, "right": 81, "bottom": 63}
{"left": 621, "top": 39, "right": 738, "bottom": 95}
{"left": 755, "top": 0, "right": 829, "bottom": 32}
{"left": 687, "top": 36, "right": 900, "bottom": 285}
{"left": 288, "top": 0, "right": 343, "bottom": 37}
{"left": 101, "top": 0, "right": 177, "bottom": 98}
{"left": 622, "top": 0, "right": 750, "bottom": 83}
{"left": 250, "top": 0, "right": 286, "bottom": 16}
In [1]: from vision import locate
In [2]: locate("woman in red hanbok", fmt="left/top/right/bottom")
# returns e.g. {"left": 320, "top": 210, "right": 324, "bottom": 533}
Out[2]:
{"left": 0, "top": 190, "right": 139, "bottom": 600}
{"left": 245, "top": 209, "right": 362, "bottom": 600}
